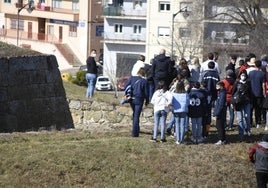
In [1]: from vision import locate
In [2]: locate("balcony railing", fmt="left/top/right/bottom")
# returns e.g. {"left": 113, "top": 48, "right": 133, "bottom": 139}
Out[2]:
{"left": 103, "top": 6, "right": 123, "bottom": 16}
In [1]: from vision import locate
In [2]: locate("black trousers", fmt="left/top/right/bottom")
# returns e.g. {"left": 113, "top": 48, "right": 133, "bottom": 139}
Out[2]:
{"left": 256, "top": 172, "right": 268, "bottom": 188}
{"left": 251, "top": 97, "right": 263, "bottom": 125}
{"left": 216, "top": 110, "right": 226, "bottom": 141}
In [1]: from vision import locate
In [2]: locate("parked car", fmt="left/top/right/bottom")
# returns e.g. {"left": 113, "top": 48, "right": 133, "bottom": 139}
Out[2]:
{"left": 117, "top": 76, "right": 130, "bottom": 91}
{"left": 95, "top": 76, "right": 113, "bottom": 91}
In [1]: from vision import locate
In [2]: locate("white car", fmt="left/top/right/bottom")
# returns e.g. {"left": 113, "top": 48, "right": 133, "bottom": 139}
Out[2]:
{"left": 95, "top": 76, "right": 113, "bottom": 91}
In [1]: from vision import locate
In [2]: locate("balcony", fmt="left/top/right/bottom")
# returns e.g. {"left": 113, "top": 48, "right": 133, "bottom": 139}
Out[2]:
{"left": 103, "top": 6, "right": 146, "bottom": 18}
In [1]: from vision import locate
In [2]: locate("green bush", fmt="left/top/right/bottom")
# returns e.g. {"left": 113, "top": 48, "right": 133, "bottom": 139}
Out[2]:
{"left": 71, "top": 70, "right": 87, "bottom": 86}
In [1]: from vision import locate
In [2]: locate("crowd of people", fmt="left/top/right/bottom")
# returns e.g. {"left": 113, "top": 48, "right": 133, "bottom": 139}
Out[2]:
{"left": 124, "top": 49, "right": 268, "bottom": 146}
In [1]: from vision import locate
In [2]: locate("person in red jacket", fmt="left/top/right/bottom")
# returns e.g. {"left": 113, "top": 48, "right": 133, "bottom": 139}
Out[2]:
{"left": 248, "top": 134, "right": 268, "bottom": 188}
{"left": 222, "top": 69, "right": 236, "bottom": 130}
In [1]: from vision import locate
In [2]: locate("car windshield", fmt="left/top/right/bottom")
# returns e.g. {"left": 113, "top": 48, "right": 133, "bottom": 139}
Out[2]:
{"left": 99, "top": 78, "right": 109, "bottom": 81}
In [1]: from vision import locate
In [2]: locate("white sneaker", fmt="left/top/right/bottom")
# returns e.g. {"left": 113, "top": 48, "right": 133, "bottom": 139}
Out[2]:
{"left": 247, "top": 131, "right": 251, "bottom": 136}
{"left": 256, "top": 124, "right": 260, "bottom": 129}
{"left": 265, "top": 126, "right": 268, "bottom": 131}
{"left": 176, "top": 141, "right": 180, "bottom": 145}
{"left": 215, "top": 140, "right": 224, "bottom": 145}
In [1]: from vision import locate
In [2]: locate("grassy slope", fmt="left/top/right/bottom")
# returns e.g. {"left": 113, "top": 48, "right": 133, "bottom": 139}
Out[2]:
{"left": 0, "top": 130, "right": 259, "bottom": 187}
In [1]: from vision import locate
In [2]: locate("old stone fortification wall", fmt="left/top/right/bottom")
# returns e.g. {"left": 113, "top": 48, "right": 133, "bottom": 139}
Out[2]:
{"left": 68, "top": 99, "right": 154, "bottom": 129}
{"left": 0, "top": 55, "right": 74, "bottom": 132}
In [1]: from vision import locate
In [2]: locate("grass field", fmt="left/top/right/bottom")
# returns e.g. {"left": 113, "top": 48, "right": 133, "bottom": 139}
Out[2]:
{"left": 0, "top": 81, "right": 266, "bottom": 187}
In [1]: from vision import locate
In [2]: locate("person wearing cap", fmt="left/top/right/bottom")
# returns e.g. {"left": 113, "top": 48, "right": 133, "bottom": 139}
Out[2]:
{"left": 248, "top": 134, "right": 268, "bottom": 188}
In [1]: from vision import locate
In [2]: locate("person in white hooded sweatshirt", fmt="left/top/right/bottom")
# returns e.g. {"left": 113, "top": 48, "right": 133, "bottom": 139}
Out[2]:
{"left": 150, "top": 81, "right": 173, "bottom": 142}
{"left": 131, "top": 55, "right": 145, "bottom": 76}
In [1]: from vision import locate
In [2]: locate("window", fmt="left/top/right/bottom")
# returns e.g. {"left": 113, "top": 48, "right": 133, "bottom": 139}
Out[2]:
{"left": 158, "top": 27, "right": 170, "bottom": 37}
{"left": 96, "top": 25, "right": 104, "bottom": 37}
{"left": 180, "top": 2, "right": 192, "bottom": 12}
{"left": 114, "top": 24, "right": 123, "bottom": 33}
{"left": 133, "top": 1, "right": 142, "bottom": 9}
{"left": 4, "top": 0, "right": 11, "bottom": 3}
{"left": 133, "top": 25, "right": 141, "bottom": 35}
{"left": 11, "top": 19, "right": 24, "bottom": 30}
{"left": 159, "top": 1, "right": 170, "bottom": 12}
{"left": 52, "top": 0, "right": 62, "bottom": 8}
{"left": 69, "top": 26, "right": 77, "bottom": 37}
{"left": 47, "top": 25, "right": 54, "bottom": 35}
{"left": 39, "top": 0, "right": 45, "bottom": 3}
{"left": 179, "top": 28, "right": 191, "bottom": 39}
{"left": 72, "top": 0, "right": 79, "bottom": 11}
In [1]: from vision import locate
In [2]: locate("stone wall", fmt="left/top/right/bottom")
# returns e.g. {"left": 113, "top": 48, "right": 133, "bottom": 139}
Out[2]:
{"left": 0, "top": 55, "right": 74, "bottom": 132}
{"left": 68, "top": 99, "right": 154, "bottom": 129}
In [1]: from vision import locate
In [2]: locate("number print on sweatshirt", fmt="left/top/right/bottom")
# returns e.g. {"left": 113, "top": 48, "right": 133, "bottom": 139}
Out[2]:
{"left": 189, "top": 98, "right": 201, "bottom": 106}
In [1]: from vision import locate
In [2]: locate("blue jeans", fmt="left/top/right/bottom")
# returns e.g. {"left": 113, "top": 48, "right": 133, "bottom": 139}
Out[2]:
{"left": 147, "top": 81, "right": 155, "bottom": 101}
{"left": 227, "top": 103, "right": 235, "bottom": 128}
{"left": 153, "top": 110, "right": 167, "bottom": 140}
{"left": 191, "top": 117, "right": 202, "bottom": 138}
{"left": 167, "top": 113, "right": 175, "bottom": 130}
{"left": 236, "top": 103, "right": 251, "bottom": 138}
{"left": 130, "top": 98, "right": 144, "bottom": 137}
{"left": 174, "top": 112, "right": 187, "bottom": 143}
{"left": 86, "top": 73, "right": 97, "bottom": 98}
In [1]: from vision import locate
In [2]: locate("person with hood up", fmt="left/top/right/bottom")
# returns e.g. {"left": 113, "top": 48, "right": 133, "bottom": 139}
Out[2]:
{"left": 248, "top": 134, "right": 268, "bottom": 188}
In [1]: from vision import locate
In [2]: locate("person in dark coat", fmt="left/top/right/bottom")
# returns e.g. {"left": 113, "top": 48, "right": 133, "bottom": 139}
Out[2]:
{"left": 124, "top": 68, "right": 149, "bottom": 137}
{"left": 152, "top": 49, "right": 172, "bottom": 89}
{"left": 213, "top": 81, "right": 227, "bottom": 145}
{"left": 188, "top": 82, "right": 207, "bottom": 143}
{"left": 202, "top": 61, "right": 220, "bottom": 129}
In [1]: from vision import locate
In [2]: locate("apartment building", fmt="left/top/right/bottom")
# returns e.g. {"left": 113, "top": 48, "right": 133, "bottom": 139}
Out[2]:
{"left": 102, "top": 0, "right": 147, "bottom": 77}
{"left": 146, "top": 0, "right": 268, "bottom": 67}
{"left": 0, "top": 0, "right": 104, "bottom": 65}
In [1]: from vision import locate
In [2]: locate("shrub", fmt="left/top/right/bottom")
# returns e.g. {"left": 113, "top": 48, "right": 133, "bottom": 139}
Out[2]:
{"left": 71, "top": 70, "right": 87, "bottom": 86}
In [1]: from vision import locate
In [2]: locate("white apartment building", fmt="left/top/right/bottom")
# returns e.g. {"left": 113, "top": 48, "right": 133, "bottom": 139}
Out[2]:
{"left": 102, "top": 0, "right": 147, "bottom": 77}
{"left": 0, "top": 0, "right": 103, "bottom": 65}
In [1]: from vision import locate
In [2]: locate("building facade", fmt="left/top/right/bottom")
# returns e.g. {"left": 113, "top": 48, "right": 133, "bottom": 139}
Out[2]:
{"left": 102, "top": 0, "right": 147, "bottom": 78}
{"left": 0, "top": 0, "right": 104, "bottom": 64}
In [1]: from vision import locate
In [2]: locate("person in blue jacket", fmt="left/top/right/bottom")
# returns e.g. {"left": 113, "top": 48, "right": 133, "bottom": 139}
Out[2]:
{"left": 213, "top": 81, "right": 227, "bottom": 145}
{"left": 124, "top": 68, "right": 149, "bottom": 137}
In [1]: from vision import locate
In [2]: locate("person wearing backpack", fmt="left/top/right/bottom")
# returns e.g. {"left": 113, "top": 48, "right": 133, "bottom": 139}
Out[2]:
{"left": 222, "top": 69, "right": 236, "bottom": 130}
{"left": 231, "top": 70, "right": 252, "bottom": 140}
{"left": 124, "top": 68, "right": 149, "bottom": 137}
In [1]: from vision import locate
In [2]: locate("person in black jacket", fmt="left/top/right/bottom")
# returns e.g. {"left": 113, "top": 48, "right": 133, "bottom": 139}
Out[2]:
{"left": 188, "top": 82, "right": 207, "bottom": 143}
{"left": 85, "top": 49, "right": 98, "bottom": 98}
{"left": 152, "top": 49, "right": 172, "bottom": 90}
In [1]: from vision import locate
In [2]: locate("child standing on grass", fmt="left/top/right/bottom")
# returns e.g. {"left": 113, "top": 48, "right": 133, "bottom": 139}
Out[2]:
{"left": 248, "top": 134, "right": 268, "bottom": 188}
{"left": 150, "top": 81, "right": 173, "bottom": 142}
{"left": 213, "top": 81, "right": 227, "bottom": 145}
{"left": 188, "top": 82, "right": 207, "bottom": 144}
{"left": 172, "top": 80, "right": 190, "bottom": 145}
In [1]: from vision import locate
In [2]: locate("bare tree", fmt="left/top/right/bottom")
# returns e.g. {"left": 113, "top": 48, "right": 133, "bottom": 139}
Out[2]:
{"left": 205, "top": 0, "right": 268, "bottom": 56}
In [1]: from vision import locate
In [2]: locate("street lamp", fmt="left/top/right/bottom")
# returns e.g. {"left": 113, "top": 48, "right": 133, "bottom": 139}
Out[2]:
{"left": 171, "top": 6, "right": 189, "bottom": 59}
{"left": 17, "top": 0, "right": 35, "bottom": 46}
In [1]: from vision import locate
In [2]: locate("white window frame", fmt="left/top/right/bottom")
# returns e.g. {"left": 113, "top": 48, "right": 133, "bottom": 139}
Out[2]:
{"left": 133, "top": 24, "right": 142, "bottom": 35}
{"left": 72, "top": 0, "right": 79, "bottom": 11}
{"left": 47, "top": 25, "right": 54, "bottom": 35}
{"left": 114, "top": 23, "right": 123, "bottom": 33}
{"left": 159, "top": 1, "right": 170, "bottom": 12}
{"left": 158, "top": 27, "right": 170, "bottom": 37}
{"left": 11, "top": 19, "right": 24, "bottom": 30}
{"left": 52, "top": 0, "right": 62, "bottom": 8}
{"left": 133, "top": 1, "right": 142, "bottom": 9}
{"left": 69, "top": 25, "right": 77, "bottom": 37}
